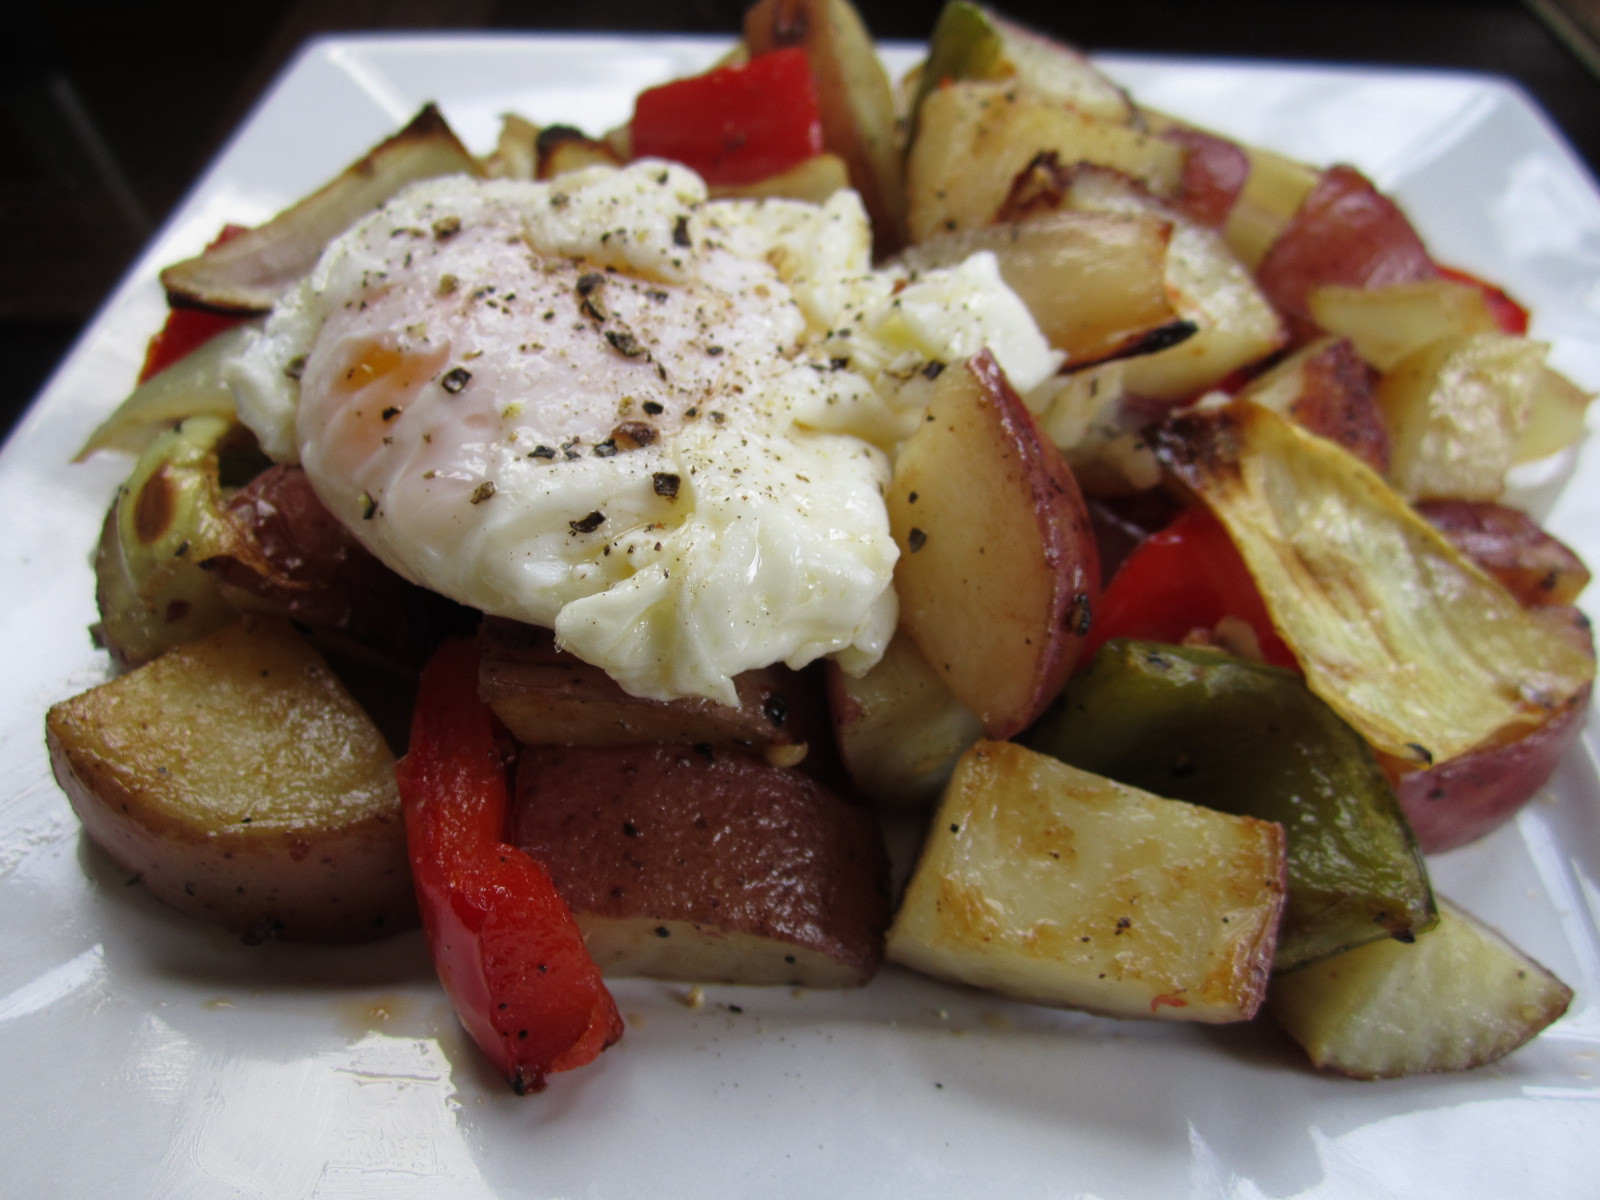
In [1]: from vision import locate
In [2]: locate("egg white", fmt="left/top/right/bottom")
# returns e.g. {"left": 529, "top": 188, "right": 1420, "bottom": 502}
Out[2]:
{"left": 226, "top": 162, "right": 1056, "bottom": 705}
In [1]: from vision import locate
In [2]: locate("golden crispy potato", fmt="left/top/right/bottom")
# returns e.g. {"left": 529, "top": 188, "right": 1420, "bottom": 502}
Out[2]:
{"left": 888, "top": 741, "right": 1286, "bottom": 1022}
{"left": 46, "top": 615, "right": 415, "bottom": 942}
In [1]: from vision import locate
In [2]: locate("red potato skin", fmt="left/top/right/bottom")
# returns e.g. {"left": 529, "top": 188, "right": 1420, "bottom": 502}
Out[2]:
{"left": 510, "top": 742, "right": 891, "bottom": 983}
{"left": 1285, "top": 338, "right": 1389, "bottom": 474}
{"left": 1164, "top": 127, "right": 1250, "bottom": 229}
{"left": 1417, "top": 499, "right": 1592, "bottom": 607}
{"left": 1387, "top": 573, "right": 1593, "bottom": 852}
{"left": 477, "top": 617, "right": 831, "bottom": 756}
{"left": 1392, "top": 680, "right": 1590, "bottom": 854}
{"left": 1256, "top": 164, "right": 1438, "bottom": 335}
{"left": 971, "top": 352, "right": 1102, "bottom": 729}
{"left": 206, "top": 464, "right": 455, "bottom": 670}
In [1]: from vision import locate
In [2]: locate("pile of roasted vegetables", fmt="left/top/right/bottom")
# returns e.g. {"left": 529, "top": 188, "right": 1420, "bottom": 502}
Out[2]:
{"left": 46, "top": 0, "right": 1593, "bottom": 1092}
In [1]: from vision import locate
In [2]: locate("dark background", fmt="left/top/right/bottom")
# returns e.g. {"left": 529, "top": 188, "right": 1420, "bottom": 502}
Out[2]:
{"left": 4, "top": 0, "right": 1598, "bottom": 440}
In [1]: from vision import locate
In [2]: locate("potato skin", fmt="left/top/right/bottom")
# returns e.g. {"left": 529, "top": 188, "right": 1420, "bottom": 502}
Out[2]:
{"left": 46, "top": 615, "right": 416, "bottom": 942}
{"left": 1256, "top": 164, "right": 1438, "bottom": 336}
{"left": 511, "top": 742, "right": 890, "bottom": 986}
{"left": 1390, "top": 684, "right": 1590, "bottom": 854}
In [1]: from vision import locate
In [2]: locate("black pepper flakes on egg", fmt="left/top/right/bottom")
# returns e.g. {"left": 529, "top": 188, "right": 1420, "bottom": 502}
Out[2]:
{"left": 605, "top": 329, "right": 648, "bottom": 358}
{"left": 612, "top": 421, "right": 658, "bottom": 450}
{"left": 570, "top": 511, "right": 606, "bottom": 534}
{"left": 440, "top": 366, "right": 472, "bottom": 394}
{"left": 652, "top": 472, "right": 681, "bottom": 500}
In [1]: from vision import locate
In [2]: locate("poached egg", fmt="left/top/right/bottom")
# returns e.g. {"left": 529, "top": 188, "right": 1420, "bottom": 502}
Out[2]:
{"left": 227, "top": 162, "right": 1056, "bottom": 705}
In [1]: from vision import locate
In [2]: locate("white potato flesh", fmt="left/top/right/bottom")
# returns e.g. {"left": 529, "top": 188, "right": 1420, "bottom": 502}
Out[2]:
{"left": 1269, "top": 897, "right": 1572, "bottom": 1079}
{"left": 888, "top": 741, "right": 1287, "bottom": 1023}
{"left": 827, "top": 627, "right": 983, "bottom": 806}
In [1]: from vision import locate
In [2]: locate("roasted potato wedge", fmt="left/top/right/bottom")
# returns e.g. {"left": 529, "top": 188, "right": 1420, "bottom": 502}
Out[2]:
{"left": 512, "top": 742, "right": 890, "bottom": 986}
{"left": 1255, "top": 164, "right": 1437, "bottom": 334}
{"left": 744, "top": 0, "right": 907, "bottom": 253}
{"left": 478, "top": 618, "right": 821, "bottom": 761}
{"left": 888, "top": 741, "right": 1287, "bottom": 1022}
{"left": 1269, "top": 898, "right": 1572, "bottom": 1079}
{"left": 887, "top": 351, "right": 1099, "bottom": 740}
{"left": 1233, "top": 335, "right": 1388, "bottom": 473}
{"left": 905, "top": 81, "right": 1182, "bottom": 244}
{"left": 46, "top": 615, "right": 415, "bottom": 942}
{"left": 826, "top": 627, "right": 982, "bottom": 805}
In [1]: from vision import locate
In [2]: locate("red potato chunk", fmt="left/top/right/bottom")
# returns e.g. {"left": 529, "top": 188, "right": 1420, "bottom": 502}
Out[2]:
{"left": 887, "top": 350, "right": 1100, "bottom": 740}
{"left": 1163, "top": 126, "right": 1250, "bottom": 229}
{"left": 1235, "top": 336, "right": 1388, "bottom": 473}
{"left": 1416, "top": 499, "right": 1592, "bottom": 607}
{"left": 511, "top": 743, "right": 891, "bottom": 987}
{"left": 208, "top": 464, "right": 454, "bottom": 671}
{"left": 1256, "top": 164, "right": 1437, "bottom": 335}
{"left": 477, "top": 617, "right": 824, "bottom": 762}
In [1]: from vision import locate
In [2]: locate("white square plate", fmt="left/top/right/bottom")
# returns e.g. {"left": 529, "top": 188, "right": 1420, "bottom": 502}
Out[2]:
{"left": 4, "top": 34, "right": 1600, "bottom": 1200}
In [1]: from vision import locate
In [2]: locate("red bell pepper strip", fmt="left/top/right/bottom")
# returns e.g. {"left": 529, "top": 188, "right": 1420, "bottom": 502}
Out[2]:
{"left": 630, "top": 47, "right": 824, "bottom": 187}
{"left": 1079, "top": 505, "right": 1298, "bottom": 671}
{"left": 137, "top": 225, "right": 253, "bottom": 383}
{"left": 397, "top": 638, "right": 623, "bottom": 1094}
{"left": 1436, "top": 265, "right": 1530, "bottom": 335}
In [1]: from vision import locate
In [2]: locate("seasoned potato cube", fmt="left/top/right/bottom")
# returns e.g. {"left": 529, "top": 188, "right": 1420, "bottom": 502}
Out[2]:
{"left": 478, "top": 618, "right": 821, "bottom": 760}
{"left": 906, "top": 81, "right": 1182, "bottom": 243}
{"left": 46, "top": 615, "right": 414, "bottom": 942}
{"left": 887, "top": 741, "right": 1286, "bottom": 1022}
{"left": 1269, "top": 898, "right": 1572, "bottom": 1079}
{"left": 512, "top": 742, "right": 890, "bottom": 987}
